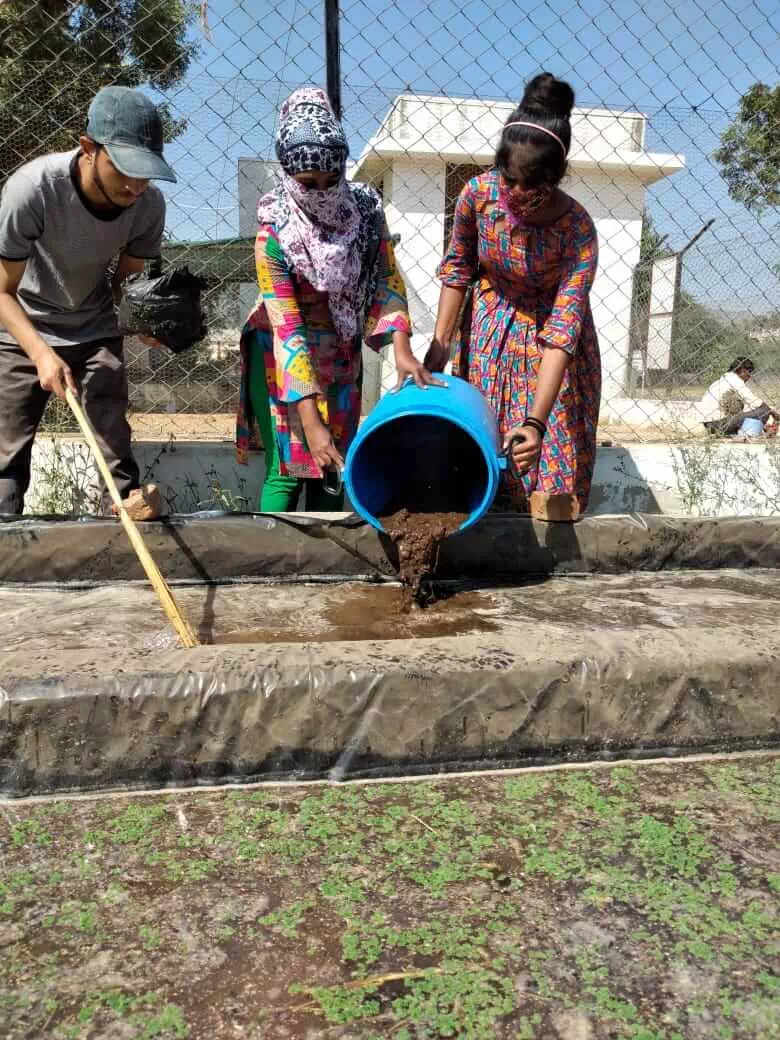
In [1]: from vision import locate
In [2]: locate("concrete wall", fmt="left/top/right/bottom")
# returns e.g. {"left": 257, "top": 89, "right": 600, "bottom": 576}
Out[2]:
{"left": 238, "top": 158, "right": 280, "bottom": 237}
{"left": 380, "top": 159, "right": 448, "bottom": 386}
{"left": 383, "top": 159, "right": 446, "bottom": 319}
{"left": 567, "top": 170, "right": 644, "bottom": 401}
{"left": 373, "top": 95, "right": 646, "bottom": 163}
{"left": 601, "top": 396, "right": 703, "bottom": 430}
{"left": 22, "top": 436, "right": 780, "bottom": 519}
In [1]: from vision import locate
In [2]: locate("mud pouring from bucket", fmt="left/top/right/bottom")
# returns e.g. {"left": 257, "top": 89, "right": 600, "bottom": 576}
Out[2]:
{"left": 343, "top": 374, "right": 509, "bottom": 602}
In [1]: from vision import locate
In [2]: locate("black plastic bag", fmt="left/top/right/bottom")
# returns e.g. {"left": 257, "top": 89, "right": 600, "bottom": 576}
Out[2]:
{"left": 118, "top": 265, "right": 207, "bottom": 354}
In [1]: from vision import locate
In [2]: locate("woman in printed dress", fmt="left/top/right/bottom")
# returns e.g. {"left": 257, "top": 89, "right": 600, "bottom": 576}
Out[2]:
{"left": 237, "top": 86, "right": 437, "bottom": 511}
{"left": 426, "top": 73, "right": 601, "bottom": 521}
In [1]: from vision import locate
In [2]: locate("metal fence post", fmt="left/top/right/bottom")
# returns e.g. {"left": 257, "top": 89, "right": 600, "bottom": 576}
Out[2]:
{"left": 324, "top": 0, "right": 342, "bottom": 120}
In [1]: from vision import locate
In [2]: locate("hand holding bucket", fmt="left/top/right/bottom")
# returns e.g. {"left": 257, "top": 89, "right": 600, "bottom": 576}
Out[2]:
{"left": 502, "top": 425, "right": 543, "bottom": 479}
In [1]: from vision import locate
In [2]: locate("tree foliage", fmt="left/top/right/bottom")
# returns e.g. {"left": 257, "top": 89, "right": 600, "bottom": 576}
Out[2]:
{"left": 714, "top": 82, "right": 780, "bottom": 214}
{"left": 632, "top": 214, "right": 758, "bottom": 385}
{"left": 0, "top": 1, "right": 199, "bottom": 181}
{"left": 670, "top": 292, "right": 743, "bottom": 379}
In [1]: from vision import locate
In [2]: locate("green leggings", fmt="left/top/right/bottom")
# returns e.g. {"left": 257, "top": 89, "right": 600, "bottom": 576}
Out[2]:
{"left": 249, "top": 355, "right": 344, "bottom": 512}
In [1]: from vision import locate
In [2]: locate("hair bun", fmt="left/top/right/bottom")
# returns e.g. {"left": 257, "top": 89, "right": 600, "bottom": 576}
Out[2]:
{"left": 521, "top": 73, "right": 574, "bottom": 119}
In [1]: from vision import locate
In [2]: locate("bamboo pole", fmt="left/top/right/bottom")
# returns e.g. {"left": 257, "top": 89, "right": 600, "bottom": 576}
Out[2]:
{"left": 65, "top": 388, "right": 198, "bottom": 648}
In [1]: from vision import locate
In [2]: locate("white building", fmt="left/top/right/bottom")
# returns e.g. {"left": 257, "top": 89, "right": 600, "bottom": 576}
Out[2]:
{"left": 238, "top": 94, "right": 685, "bottom": 413}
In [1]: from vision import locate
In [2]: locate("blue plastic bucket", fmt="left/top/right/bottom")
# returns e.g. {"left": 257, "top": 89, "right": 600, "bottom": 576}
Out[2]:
{"left": 344, "top": 374, "right": 506, "bottom": 533}
{"left": 739, "top": 417, "right": 764, "bottom": 438}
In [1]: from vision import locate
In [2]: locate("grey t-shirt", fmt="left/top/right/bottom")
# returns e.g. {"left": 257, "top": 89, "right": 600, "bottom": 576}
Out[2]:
{"left": 0, "top": 150, "right": 165, "bottom": 347}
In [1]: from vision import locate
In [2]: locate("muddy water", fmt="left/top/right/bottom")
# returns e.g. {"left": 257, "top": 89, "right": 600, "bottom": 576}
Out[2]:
{"left": 211, "top": 584, "right": 496, "bottom": 644}
{"left": 381, "top": 509, "right": 468, "bottom": 607}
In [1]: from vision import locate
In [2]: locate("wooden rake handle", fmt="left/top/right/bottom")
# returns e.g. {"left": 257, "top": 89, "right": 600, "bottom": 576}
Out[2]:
{"left": 64, "top": 388, "right": 198, "bottom": 649}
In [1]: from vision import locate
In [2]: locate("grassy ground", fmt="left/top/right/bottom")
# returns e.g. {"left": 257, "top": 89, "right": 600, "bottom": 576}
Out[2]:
{"left": 1, "top": 755, "right": 778, "bottom": 1039}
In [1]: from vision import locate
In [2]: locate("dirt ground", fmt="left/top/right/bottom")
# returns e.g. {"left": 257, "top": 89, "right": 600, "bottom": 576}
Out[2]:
{"left": 129, "top": 412, "right": 236, "bottom": 441}
{"left": 0, "top": 755, "right": 778, "bottom": 1039}
{"left": 126, "top": 413, "right": 695, "bottom": 445}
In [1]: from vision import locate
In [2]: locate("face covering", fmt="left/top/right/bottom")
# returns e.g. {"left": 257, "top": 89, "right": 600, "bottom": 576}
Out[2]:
{"left": 283, "top": 175, "right": 354, "bottom": 227}
{"left": 257, "top": 87, "right": 362, "bottom": 341}
{"left": 500, "top": 180, "right": 555, "bottom": 227}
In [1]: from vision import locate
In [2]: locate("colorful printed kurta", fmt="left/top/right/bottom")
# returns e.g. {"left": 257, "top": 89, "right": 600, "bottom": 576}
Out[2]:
{"left": 438, "top": 169, "right": 601, "bottom": 513}
{"left": 236, "top": 213, "right": 410, "bottom": 479}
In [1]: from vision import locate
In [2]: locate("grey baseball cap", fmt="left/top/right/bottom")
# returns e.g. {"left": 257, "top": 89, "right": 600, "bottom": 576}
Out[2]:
{"left": 87, "top": 86, "right": 177, "bottom": 183}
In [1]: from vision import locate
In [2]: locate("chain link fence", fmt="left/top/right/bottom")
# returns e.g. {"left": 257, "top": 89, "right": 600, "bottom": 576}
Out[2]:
{"left": 1, "top": 1, "right": 778, "bottom": 460}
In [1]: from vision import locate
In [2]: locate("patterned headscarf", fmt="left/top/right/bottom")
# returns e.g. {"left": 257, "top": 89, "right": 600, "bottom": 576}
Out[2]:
{"left": 275, "top": 86, "right": 349, "bottom": 174}
{"left": 258, "top": 87, "right": 363, "bottom": 341}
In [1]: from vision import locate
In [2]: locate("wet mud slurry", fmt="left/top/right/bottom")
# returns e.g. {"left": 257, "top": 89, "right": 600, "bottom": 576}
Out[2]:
{"left": 381, "top": 508, "right": 469, "bottom": 608}
{"left": 212, "top": 584, "right": 497, "bottom": 644}
{"left": 210, "top": 504, "right": 479, "bottom": 642}
{"left": 212, "top": 508, "right": 475, "bottom": 643}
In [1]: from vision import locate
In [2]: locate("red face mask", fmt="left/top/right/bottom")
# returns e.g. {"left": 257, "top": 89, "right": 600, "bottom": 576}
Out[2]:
{"left": 502, "top": 182, "right": 554, "bottom": 220}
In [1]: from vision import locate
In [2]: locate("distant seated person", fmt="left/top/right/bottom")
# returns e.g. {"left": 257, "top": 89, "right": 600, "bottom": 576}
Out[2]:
{"left": 698, "top": 357, "right": 778, "bottom": 437}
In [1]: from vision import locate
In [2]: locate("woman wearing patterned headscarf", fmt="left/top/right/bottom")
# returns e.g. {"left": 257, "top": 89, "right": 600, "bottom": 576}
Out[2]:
{"left": 236, "top": 86, "right": 438, "bottom": 511}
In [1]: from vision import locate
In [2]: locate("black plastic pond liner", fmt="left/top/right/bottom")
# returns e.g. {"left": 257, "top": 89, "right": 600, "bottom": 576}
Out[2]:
{"left": 1, "top": 657, "right": 778, "bottom": 796}
{"left": 1, "top": 512, "right": 780, "bottom": 585}
{"left": 1, "top": 513, "right": 779, "bottom": 796}
{"left": 118, "top": 265, "right": 207, "bottom": 354}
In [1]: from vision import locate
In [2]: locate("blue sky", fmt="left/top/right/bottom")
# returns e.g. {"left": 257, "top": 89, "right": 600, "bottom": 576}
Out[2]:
{"left": 157, "top": 0, "right": 778, "bottom": 310}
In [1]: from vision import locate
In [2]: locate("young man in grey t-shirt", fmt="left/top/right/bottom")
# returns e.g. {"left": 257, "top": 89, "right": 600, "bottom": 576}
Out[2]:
{"left": 0, "top": 86, "right": 177, "bottom": 517}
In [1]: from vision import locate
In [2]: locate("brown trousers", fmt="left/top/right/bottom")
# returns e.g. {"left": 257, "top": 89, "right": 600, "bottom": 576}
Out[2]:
{"left": 0, "top": 337, "right": 139, "bottom": 514}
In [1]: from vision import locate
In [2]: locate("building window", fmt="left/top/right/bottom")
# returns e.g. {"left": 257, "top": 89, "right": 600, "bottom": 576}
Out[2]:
{"left": 444, "top": 162, "right": 488, "bottom": 247}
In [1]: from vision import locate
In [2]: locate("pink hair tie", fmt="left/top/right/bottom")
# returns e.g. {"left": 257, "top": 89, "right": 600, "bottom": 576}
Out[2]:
{"left": 503, "top": 121, "right": 568, "bottom": 157}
